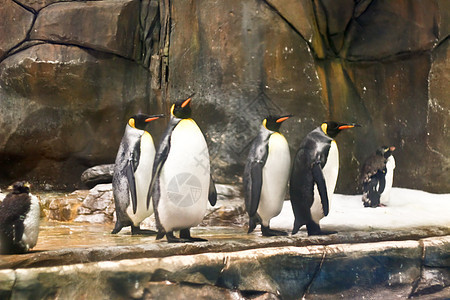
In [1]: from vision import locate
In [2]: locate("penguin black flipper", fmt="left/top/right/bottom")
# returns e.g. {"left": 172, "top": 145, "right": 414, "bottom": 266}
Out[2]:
{"left": 147, "top": 118, "right": 178, "bottom": 210}
{"left": 14, "top": 219, "right": 24, "bottom": 244}
{"left": 208, "top": 175, "right": 217, "bottom": 206}
{"left": 312, "top": 161, "right": 329, "bottom": 216}
{"left": 378, "top": 169, "right": 386, "bottom": 194}
{"left": 244, "top": 133, "right": 270, "bottom": 218}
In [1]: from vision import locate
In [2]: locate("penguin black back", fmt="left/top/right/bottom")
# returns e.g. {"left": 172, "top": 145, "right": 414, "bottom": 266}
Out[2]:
{"left": 0, "top": 182, "right": 33, "bottom": 254}
{"left": 361, "top": 146, "right": 396, "bottom": 207}
{"left": 290, "top": 121, "right": 360, "bottom": 236}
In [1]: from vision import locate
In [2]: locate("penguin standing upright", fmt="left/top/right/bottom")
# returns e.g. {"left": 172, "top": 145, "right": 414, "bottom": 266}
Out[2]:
{"left": 150, "top": 95, "right": 217, "bottom": 243}
{"left": 112, "top": 113, "right": 164, "bottom": 235}
{"left": 290, "top": 121, "right": 360, "bottom": 236}
{"left": 361, "top": 146, "right": 396, "bottom": 207}
{"left": 0, "top": 181, "right": 40, "bottom": 254}
{"left": 244, "top": 115, "right": 292, "bottom": 236}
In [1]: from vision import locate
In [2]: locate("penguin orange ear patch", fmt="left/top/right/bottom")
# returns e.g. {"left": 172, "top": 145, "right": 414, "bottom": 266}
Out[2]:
{"left": 128, "top": 118, "right": 136, "bottom": 128}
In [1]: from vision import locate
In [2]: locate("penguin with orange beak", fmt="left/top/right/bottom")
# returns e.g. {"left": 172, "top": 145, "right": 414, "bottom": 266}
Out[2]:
{"left": 149, "top": 95, "right": 217, "bottom": 243}
{"left": 244, "top": 115, "right": 292, "bottom": 236}
{"left": 290, "top": 121, "right": 360, "bottom": 236}
{"left": 112, "top": 113, "right": 164, "bottom": 235}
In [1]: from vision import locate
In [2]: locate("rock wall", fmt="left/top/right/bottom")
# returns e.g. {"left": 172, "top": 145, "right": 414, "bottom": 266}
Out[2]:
{"left": 1, "top": 236, "right": 449, "bottom": 299}
{"left": 0, "top": 0, "right": 448, "bottom": 193}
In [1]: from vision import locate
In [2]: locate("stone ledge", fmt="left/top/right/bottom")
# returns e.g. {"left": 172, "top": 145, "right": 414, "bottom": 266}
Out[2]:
{"left": 0, "top": 235, "right": 449, "bottom": 299}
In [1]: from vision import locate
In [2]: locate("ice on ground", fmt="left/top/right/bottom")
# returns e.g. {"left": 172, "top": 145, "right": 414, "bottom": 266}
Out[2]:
{"left": 271, "top": 188, "right": 450, "bottom": 232}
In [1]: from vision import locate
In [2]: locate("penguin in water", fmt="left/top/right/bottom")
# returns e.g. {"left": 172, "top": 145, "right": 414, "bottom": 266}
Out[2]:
{"left": 361, "top": 146, "right": 396, "bottom": 207}
{"left": 112, "top": 113, "right": 164, "bottom": 235}
{"left": 244, "top": 115, "right": 292, "bottom": 236}
{"left": 290, "top": 121, "right": 360, "bottom": 236}
{"left": 149, "top": 95, "right": 217, "bottom": 243}
{"left": 0, "top": 181, "right": 40, "bottom": 254}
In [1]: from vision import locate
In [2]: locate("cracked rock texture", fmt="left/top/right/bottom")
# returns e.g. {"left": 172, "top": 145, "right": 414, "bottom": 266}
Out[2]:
{"left": 0, "top": 236, "right": 449, "bottom": 299}
{"left": 0, "top": 0, "right": 448, "bottom": 193}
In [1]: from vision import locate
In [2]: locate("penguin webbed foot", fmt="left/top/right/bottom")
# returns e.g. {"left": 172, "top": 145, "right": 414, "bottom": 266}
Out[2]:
{"left": 306, "top": 222, "right": 337, "bottom": 236}
{"left": 180, "top": 229, "right": 207, "bottom": 242}
{"left": 165, "top": 231, "right": 193, "bottom": 243}
{"left": 261, "top": 226, "right": 288, "bottom": 237}
{"left": 131, "top": 226, "right": 157, "bottom": 235}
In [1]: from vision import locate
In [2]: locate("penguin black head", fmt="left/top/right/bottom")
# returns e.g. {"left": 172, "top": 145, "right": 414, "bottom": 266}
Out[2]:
{"left": 263, "top": 115, "right": 293, "bottom": 132}
{"left": 321, "top": 121, "right": 361, "bottom": 138}
{"left": 171, "top": 94, "right": 195, "bottom": 119}
{"left": 128, "top": 113, "right": 164, "bottom": 130}
{"left": 10, "top": 181, "right": 31, "bottom": 194}
{"left": 376, "top": 146, "right": 396, "bottom": 159}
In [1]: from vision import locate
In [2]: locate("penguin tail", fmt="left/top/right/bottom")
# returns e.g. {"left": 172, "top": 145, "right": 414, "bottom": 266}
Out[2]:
{"left": 247, "top": 217, "right": 257, "bottom": 234}
{"left": 111, "top": 221, "right": 123, "bottom": 234}
{"left": 156, "top": 231, "right": 165, "bottom": 240}
{"left": 292, "top": 219, "right": 302, "bottom": 235}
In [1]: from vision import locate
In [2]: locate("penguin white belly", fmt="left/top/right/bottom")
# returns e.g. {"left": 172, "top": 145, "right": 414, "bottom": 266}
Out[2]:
{"left": 311, "top": 141, "right": 339, "bottom": 223}
{"left": 21, "top": 194, "right": 40, "bottom": 250}
{"left": 380, "top": 155, "right": 395, "bottom": 205}
{"left": 257, "top": 133, "right": 291, "bottom": 226}
{"left": 126, "top": 132, "right": 155, "bottom": 226}
{"left": 158, "top": 119, "right": 210, "bottom": 232}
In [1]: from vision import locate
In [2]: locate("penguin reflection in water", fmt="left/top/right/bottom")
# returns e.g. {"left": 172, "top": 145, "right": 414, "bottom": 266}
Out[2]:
{"left": 0, "top": 182, "right": 40, "bottom": 254}
{"left": 290, "top": 121, "right": 360, "bottom": 236}
{"left": 244, "top": 115, "right": 292, "bottom": 236}
{"left": 112, "top": 113, "right": 164, "bottom": 235}
{"left": 150, "top": 95, "right": 217, "bottom": 243}
{"left": 361, "top": 146, "right": 396, "bottom": 208}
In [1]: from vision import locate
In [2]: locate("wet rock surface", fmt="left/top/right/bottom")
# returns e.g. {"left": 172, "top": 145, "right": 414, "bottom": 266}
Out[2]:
{"left": 1, "top": 187, "right": 449, "bottom": 298}
{"left": 0, "top": 230, "right": 449, "bottom": 299}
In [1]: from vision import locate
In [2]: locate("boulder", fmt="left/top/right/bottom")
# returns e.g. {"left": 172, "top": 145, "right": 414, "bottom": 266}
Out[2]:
{"left": 0, "top": 1, "right": 34, "bottom": 59}
{"left": 30, "top": 0, "right": 141, "bottom": 60}
{"left": 0, "top": 43, "right": 151, "bottom": 188}
{"left": 74, "top": 184, "right": 114, "bottom": 223}
{"left": 80, "top": 164, "right": 114, "bottom": 189}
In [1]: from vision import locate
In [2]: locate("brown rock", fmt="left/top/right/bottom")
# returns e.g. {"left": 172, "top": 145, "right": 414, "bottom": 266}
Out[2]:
{"left": 0, "top": 1, "right": 34, "bottom": 59}
{"left": 0, "top": 43, "right": 150, "bottom": 188}
{"left": 343, "top": 0, "right": 439, "bottom": 60}
{"left": 17, "top": 0, "right": 72, "bottom": 12}
{"left": 30, "top": 0, "right": 141, "bottom": 60}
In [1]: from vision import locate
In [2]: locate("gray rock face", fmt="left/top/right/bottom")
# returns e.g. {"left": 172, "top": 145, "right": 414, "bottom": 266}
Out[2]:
{"left": 0, "top": 0, "right": 448, "bottom": 194}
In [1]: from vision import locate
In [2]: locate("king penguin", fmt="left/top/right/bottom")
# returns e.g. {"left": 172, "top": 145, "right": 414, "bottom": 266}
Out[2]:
{"left": 244, "top": 115, "right": 292, "bottom": 236}
{"left": 112, "top": 113, "right": 164, "bottom": 235}
{"left": 149, "top": 95, "right": 217, "bottom": 243}
{"left": 0, "top": 181, "right": 40, "bottom": 254}
{"left": 361, "top": 146, "right": 396, "bottom": 207}
{"left": 290, "top": 121, "right": 360, "bottom": 236}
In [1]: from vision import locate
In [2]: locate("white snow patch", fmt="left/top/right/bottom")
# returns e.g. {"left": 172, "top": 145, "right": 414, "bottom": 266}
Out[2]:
{"left": 271, "top": 188, "right": 450, "bottom": 232}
